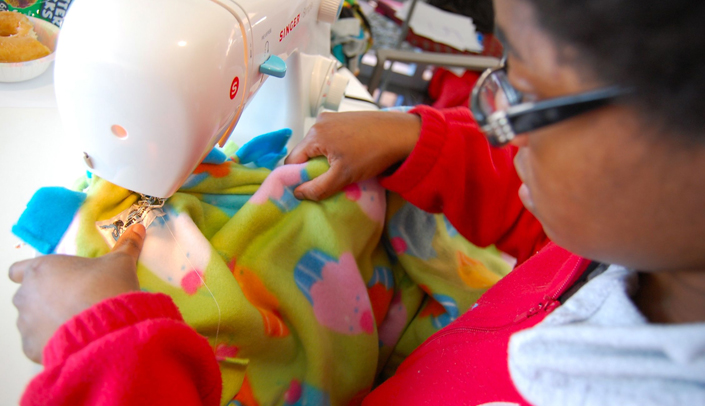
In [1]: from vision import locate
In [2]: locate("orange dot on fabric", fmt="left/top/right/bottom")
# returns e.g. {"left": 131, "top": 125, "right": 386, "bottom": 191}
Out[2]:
{"left": 419, "top": 296, "right": 447, "bottom": 318}
{"left": 457, "top": 252, "right": 501, "bottom": 289}
{"left": 193, "top": 162, "right": 231, "bottom": 178}
{"left": 259, "top": 308, "right": 290, "bottom": 337}
{"left": 233, "top": 376, "right": 260, "bottom": 406}
{"left": 367, "top": 284, "right": 393, "bottom": 327}
{"left": 232, "top": 265, "right": 290, "bottom": 337}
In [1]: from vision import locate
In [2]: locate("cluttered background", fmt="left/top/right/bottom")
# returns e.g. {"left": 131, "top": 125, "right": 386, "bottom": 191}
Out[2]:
{"left": 0, "top": 1, "right": 501, "bottom": 404}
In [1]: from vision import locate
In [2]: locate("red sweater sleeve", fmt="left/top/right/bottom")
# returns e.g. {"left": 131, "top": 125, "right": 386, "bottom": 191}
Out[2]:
{"left": 21, "top": 292, "right": 222, "bottom": 406}
{"left": 380, "top": 105, "right": 548, "bottom": 265}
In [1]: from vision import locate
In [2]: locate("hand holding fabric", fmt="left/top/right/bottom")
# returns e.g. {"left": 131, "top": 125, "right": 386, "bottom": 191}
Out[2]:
{"left": 285, "top": 111, "right": 421, "bottom": 201}
{"left": 9, "top": 224, "right": 146, "bottom": 363}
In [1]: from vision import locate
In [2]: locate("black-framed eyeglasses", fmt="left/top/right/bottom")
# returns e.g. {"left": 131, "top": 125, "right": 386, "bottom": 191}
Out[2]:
{"left": 469, "top": 60, "right": 628, "bottom": 147}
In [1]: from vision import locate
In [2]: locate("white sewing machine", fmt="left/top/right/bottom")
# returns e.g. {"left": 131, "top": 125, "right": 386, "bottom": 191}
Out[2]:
{"left": 55, "top": 0, "right": 360, "bottom": 198}
{"left": 0, "top": 1, "right": 377, "bottom": 401}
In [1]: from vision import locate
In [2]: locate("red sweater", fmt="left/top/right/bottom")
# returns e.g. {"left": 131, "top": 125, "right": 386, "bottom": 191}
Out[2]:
{"left": 22, "top": 106, "right": 583, "bottom": 406}
{"left": 364, "top": 106, "right": 583, "bottom": 405}
{"left": 381, "top": 106, "right": 547, "bottom": 265}
{"left": 21, "top": 293, "right": 222, "bottom": 406}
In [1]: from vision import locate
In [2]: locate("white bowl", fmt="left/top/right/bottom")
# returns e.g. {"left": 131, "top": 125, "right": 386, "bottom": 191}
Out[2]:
{"left": 0, "top": 16, "right": 60, "bottom": 83}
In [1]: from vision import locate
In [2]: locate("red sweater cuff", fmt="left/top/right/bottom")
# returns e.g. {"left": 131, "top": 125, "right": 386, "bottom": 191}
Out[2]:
{"left": 43, "top": 292, "right": 184, "bottom": 367}
{"left": 380, "top": 105, "right": 448, "bottom": 194}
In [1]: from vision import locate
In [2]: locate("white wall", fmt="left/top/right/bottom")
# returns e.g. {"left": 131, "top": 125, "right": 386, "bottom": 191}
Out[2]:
{"left": 0, "top": 66, "right": 84, "bottom": 405}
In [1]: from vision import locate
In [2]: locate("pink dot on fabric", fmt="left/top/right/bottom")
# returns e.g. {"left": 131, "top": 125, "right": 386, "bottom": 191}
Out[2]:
{"left": 360, "top": 310, "right": 374, "bottom": 334}
{"left": 284, "top": 380, "right": 302, "bottom": 403}
{"left": 344, "top": 184, "right": 362, "bottom": 201}
{"left": 181, "top": 270, "right": 204, "bottom": 295}
{"left": 391, "top": 237, "right": 407, "bottom": 254}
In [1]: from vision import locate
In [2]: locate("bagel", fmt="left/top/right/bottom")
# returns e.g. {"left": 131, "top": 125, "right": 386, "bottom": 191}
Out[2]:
{"left": 0, "top": 11, "right": 51, "bottom": 63}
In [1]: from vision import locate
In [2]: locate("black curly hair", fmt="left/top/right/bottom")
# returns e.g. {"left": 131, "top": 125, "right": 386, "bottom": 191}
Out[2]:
{"left": 525, "top": 0, "right": 705, "bottom": 139}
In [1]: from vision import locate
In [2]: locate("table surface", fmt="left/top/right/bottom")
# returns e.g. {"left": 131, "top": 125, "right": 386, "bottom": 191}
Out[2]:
{"left": 0, "top": 62, "right": 375, "bottom": 405}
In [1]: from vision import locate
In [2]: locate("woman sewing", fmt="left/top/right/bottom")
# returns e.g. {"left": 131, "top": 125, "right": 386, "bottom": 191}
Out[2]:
{"left": 10, "top": 0, "right": 705, "bottom": 404}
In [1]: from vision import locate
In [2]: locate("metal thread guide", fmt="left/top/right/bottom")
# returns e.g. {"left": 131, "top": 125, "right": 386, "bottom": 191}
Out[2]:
{"left": 97, "top": 194, "right": 166, "bottom": 243}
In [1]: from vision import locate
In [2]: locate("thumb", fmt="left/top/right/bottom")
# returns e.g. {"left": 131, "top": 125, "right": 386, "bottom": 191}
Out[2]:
{"left": 293, "top": 164, "right": 347, "bottom": 201}
{"left": 285, "top": 140, "right": 318, "bottom": 165}
{"left": 109, "top": 223, "right": 146, "bottom": 263}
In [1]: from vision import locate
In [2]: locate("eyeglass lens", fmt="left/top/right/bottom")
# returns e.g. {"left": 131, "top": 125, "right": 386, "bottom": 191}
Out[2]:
{"left": 478, "top": 69, "right": 522, "bottom": 117}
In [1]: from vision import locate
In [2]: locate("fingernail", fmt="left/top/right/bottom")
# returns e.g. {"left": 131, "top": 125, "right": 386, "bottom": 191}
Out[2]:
{"left": 294, "top": 191, "right": 304, "bottom": 200}
{"left": 131, "top": 223, "right": 147, "bottom": 239}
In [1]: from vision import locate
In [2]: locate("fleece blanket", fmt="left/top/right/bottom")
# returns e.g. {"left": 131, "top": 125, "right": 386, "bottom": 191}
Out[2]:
{"left": 13, "top": 130, "right": 511, "bottom": 405}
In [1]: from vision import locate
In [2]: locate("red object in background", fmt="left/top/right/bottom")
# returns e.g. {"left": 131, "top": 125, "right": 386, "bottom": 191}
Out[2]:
{"left": 373, "top": 0, "right": 404, "bottom": 22}
{"left": 373, "top": 0, "right": 500, "bottom": 108}
{"left": 427, "top": 68, "right": 481, "bottom": 108}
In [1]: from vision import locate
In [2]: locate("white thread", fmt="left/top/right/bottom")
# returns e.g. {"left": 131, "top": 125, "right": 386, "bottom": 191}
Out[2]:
{"left": 157, "top": 213, "right": 222, "bottom": 350}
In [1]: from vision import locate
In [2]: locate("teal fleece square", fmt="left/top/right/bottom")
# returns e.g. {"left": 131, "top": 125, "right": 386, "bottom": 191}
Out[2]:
{"left": 12, "top": 187, "right": 87, "bottom": 254}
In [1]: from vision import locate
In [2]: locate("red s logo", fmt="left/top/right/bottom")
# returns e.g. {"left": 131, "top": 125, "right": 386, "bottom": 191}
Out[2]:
{"left": 230, "top": 77, "right": 240, "bottom": 100}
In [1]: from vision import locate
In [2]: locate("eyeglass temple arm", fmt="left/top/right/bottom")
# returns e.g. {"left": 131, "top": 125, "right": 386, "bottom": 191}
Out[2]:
{"left": 508, "top": 87, "right": 625, "bottom": 134}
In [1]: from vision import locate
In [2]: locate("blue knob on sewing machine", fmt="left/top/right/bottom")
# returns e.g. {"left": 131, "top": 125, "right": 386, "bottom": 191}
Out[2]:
{"left": 259, "top": 55, "right": 287, "bottom": 78}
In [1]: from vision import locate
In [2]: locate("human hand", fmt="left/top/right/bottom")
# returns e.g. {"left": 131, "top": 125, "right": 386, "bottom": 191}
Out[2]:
{"left": 9, "top": 224, "right": 146, "bottom": 364}
{"left": 285, "top": 111, "right": 421, "bottom": 201}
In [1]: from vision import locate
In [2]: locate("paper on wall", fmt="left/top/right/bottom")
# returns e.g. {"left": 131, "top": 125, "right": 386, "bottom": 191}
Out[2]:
{"left": 395, "top": 1, "right": 483, "bottom": 53}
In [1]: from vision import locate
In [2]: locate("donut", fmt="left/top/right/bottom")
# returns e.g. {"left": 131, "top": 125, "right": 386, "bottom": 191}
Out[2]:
{"left": 5, "top": 0, "right": 38, "bottom": 9}
{"left": 0, "top": 11, "right": 50, "bottom": 63}
{"left": 0, "top": 10, "right": 32, "bottom": 37}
